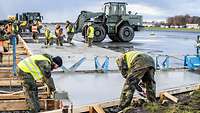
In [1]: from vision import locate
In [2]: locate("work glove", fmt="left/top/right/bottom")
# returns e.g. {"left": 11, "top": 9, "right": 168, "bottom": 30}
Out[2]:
{"left": 138, "top": 81, "right": 147, "bottom": 98}
{"left": 127, "top": 76, "right": 147, "bottom": 98}
{"left": 50, "top": 90, "right": 57, "bottom": 99}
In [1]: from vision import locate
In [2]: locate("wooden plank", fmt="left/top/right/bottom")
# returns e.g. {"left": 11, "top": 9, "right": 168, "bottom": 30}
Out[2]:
{"left": 0, "top": 100, "right": 28, "bottom": 111}
{"left": 93, "top": 105, "right": 106, "bottom": 113}
{"left": 160, "top": 92, "right": 178, "bottom": 103}
{"left": 18, "top": 36, "right": 32, "bottom": 56}
{"left": 74, "top": 83, "right": 200, "bottom": 113}
{"left": 11, "top": 85, "right": 48, "bottom": 95}
{"left": 0, "top": 78, "right": 43, "bottom": 87}
{"left": 0, "top": 99, "right": 61, "bottom": 111}
{"left": 73, "top": 100, "right": 119, "bottom": 113}
{"left": 0, "top": 74, "right": 13, "bottom": 78}
{"left": 0, "top": 79, "right": 22, "bottom": 86}
{"left": 0, "top": 67, "right": 12, "bottom": 70}
{"left": 40, "top": 109, "right": 63, "bottom": 113}
{"left": 0, "top": 93, "right": 48, "bottom": 100}
{"left": 89, "top": 106, "right": 93, "bottom": 113}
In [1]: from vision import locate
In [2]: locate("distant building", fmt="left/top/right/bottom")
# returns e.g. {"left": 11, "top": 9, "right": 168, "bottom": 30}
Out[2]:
{"left": 143, "top": 22, "right": 155, "bottom": 27}
{"left": 186, "top": 24, "right": 199, "bottom": 29}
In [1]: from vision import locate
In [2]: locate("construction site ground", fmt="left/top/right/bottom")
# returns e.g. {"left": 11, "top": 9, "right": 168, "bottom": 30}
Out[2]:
{"left": 20, "top": 29, "right": 200, "bottom": 113}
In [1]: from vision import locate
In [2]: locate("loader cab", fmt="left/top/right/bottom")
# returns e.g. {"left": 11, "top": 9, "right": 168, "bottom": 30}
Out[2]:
{"left": 104, "top": 2, "right": 127, "bottom": 16}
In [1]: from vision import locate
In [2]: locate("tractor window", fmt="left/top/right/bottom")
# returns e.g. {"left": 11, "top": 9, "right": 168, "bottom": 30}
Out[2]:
{"left": 104, "top": 5, "right": 110, "bottom": 15}
{"left": 119, "top": 5, "right": 126, "bottom": 15}
{"left": 110, "top": 5, "right": 118, "bottom": 15}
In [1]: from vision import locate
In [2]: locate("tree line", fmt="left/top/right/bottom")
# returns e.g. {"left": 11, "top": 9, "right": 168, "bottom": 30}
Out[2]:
{"left": 167, "top": 15, "right": 200, "bottom": 26}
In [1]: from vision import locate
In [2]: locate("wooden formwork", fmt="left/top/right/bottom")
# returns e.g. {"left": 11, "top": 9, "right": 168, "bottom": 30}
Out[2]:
{"left": 40, "top": 83, "right": 200, "bottom": 113}
{"left": 0, "top": 35, "right": 62, "bottom": 112}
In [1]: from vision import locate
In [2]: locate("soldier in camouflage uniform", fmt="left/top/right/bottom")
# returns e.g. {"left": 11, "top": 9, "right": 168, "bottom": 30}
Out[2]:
{"left": 17, "top": 54, "right": 63, "bottom": 113}
{"left": 116, "top": 51, "right": 156, "bottom": 113}
{"left": 65, "top": 21, "right": 75, "bottom": 45}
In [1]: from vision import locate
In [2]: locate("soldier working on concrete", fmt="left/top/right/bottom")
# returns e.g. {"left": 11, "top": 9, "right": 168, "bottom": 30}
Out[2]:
{"left": 32, "top": 23, "right": 38, "bottom": 42}
{"left": 44, "top": 25, "right": 53, "bottom": 46}
{"left": 55, "top": 24, "right": 64, "bottom": 46}
{"left": 116, "top": 51, "right": 156, "bottom": 113}
{"left": 65, "top": 21, "right": 75, "bottom": 45}
{"left": 17, "top": 54, "right": 63, "bottom": 112}
{"left": 86, "top": 22, "right": 94, "bottom": 47}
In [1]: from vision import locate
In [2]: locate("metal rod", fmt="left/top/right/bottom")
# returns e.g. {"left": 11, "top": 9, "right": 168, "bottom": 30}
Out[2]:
{"left": 12, "top": 35, "right": 17, "bottom": 76}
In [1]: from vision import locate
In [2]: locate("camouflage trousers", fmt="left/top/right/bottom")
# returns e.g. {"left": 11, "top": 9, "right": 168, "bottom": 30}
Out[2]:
{"left": 118, "top": 67, "right": 156, "bottom": 113}
{"left": 45, "top": 38, "right": 53, "bottom": 46}
{"left": 21, "top": 74, "right": 40, "bottom": 113}
{"left": 87, "top": 38, "right": 93, "bottom": 47}
{"left": 56, "top": 37, "right": 63, "bottom": 46}
{"left": 32, "top": 32, "right": 38, "bottom": 40}
{"left": 67, "top": 33, "right": 74, "bottom": 44}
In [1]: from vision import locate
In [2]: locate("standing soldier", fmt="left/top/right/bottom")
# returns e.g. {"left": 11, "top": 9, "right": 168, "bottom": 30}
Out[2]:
{"left": 12, "top": 21, "right": 19, "bottom": 44}
{"left": 17, "top": 54, "right": 63, "bottom": 113}
{"left": 44, "top": 25, "right": 53, "bottom": 46}
{"left": 65, "top": 21, "right": 75, "bottom": 45}
{"left": 115, "top": 51, "right": 156, "bottom": 113}
{"left": 0, "top": 25, "right": 9, "bottom": 63}
{"left": 5, "top": 22, "right": 12, "bottom": 35}
{"left": 86, "top": 22, "right": 94, "bottom": 47}
{"left": 32, "top": 23, "right": 38, "bottom": 42}
{"left": 55, "top": 24, "right": 64, "bottom": 46}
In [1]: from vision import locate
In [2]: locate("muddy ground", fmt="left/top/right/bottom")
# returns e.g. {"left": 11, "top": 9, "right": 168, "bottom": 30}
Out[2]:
{"left": 104, "top": 90, "right": 200, "bottom": 113}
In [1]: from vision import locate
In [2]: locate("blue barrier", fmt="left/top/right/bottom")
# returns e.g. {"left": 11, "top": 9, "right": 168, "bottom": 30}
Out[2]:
{"left": 95, "top": 56, "right": 109, "bottom": 73}
{"left": 156, "top": 55, "right": 170, "bottom": 70}
{"left": 62, "top": 57, "right": 86, "bottom": 72}
{"left": 184, "top": 55, "right": 200, "bottom": 70}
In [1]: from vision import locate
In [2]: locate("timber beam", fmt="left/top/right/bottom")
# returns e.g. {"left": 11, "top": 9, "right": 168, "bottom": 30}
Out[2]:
{"left": 0, "top": 99, "right": 62, "bottom": 111}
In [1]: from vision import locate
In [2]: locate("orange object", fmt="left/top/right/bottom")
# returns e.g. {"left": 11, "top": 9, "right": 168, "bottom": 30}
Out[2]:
{"left": 32, "top": 25, "right": 37, "bottom": 33}
{"left": 0, "top": 41, "right": 3, "bottom": 46}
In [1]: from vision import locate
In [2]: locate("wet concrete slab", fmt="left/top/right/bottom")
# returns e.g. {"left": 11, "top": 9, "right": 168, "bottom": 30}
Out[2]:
{"left": 27, "top": 42, "right": 121, "bottom": 71}
{"left": 52, "top": 70, "right": 200, "bottom": 106}
{"left": 25, "top": 30, "right": 200, "bottom": 106}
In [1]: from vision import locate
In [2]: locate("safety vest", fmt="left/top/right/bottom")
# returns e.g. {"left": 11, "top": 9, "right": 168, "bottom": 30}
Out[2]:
{"left": 17, "top": 55, "right": 51, "bottom": 80}
{"left": 124, "top": 51, "right": 143, "bottom": 69}
{"left": 67, "top": 24, "right": 74, "bottom": 33}
{"left": 20, "top": 21, "right": 27, "bottom": 27}
{"left": 45, "top": 28, "right": 50, "bottom": 39}
{"left": 32, "top": 26, "right": 37, "bottom": 33}
{"left": 87, "top": 25, "right": 94, "bottom": 39}
{"left": 12, "top": 25, "right": 19, "bottom": 34}
{"left": 49, "top": 33, "right": 54, "bottom": 39}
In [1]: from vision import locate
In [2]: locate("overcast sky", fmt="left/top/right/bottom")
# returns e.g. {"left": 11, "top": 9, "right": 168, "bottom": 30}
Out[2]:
{"left": 0, "top": 0, "right": 199, "bottom": 22}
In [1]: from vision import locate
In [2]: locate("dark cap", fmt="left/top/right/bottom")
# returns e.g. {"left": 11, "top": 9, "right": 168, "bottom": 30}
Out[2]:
{"left": 52, "top": 56, "right": 63, "bottom": 67}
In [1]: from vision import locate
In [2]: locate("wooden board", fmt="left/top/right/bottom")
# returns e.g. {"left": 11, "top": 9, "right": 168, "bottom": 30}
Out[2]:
{"left": 93, "top": 105, "right": 106, "bottom": 113}
{"left": 0, "top": 99, "right": 61, "bottom": 111}
{"left": 160, "top": 92, "right": 178, "bottom": 103}
{"left": 0, "top": 78, "right": 43, "bottom": 86}
{"left": 73, "top": 83, "right": 200, "bottom": 113}
{"left": 0, "top": 93, "right": 49, "bottom": 100}
{"left": 0, "top": 79, "right": 22, "bottom": 86}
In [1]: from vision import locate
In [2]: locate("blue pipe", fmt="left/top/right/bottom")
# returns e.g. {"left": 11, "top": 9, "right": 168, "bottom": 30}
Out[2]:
{"left": 12, "top": 35, "right": 16, "bottom": 76}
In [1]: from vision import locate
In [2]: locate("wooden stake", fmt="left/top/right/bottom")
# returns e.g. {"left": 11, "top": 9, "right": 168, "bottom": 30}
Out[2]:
{"left": 93, "top": 105, "right": 106, "bottom": 113}
{"left": 160, "top": 92, "right": 178, "bottom": 103}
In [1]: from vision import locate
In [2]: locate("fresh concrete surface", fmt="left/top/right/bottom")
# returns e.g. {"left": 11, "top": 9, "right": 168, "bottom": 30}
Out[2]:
{"left": 26, "top": 37, "right": 200, "bottom": 106}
